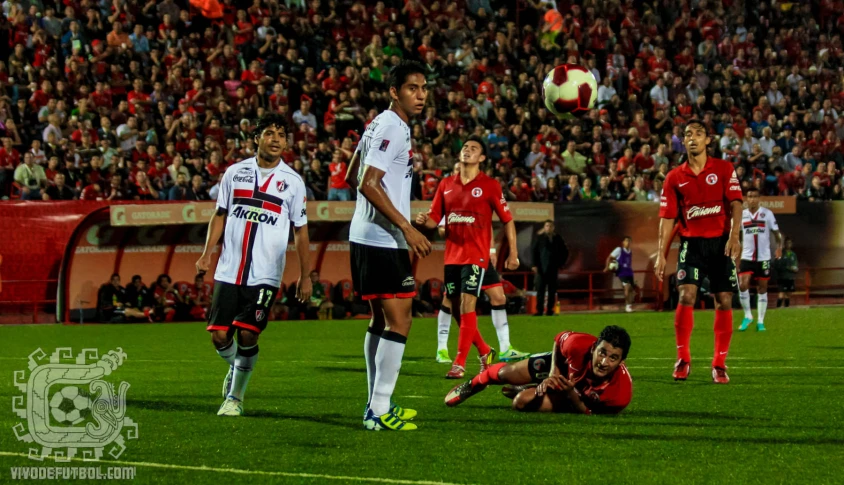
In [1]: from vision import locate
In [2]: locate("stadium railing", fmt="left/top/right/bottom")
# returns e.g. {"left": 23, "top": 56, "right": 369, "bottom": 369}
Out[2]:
{"left": 804, "top": 267, "right": 844, "bottom": 305}
{"left": 502, "top": 270, "right": 662, "bottom": 311}
{"left": 0, "top": 279, "right": 58, "bottom": 324}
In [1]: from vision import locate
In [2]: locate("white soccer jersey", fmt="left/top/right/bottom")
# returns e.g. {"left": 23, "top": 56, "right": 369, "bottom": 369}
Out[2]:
{"left": 741, "top": 207, "right": 779, "bottom": 261}
{"left": 214, "top": 157, "right": 307, "bottom": 287}
{"left": 349, "top": 110, "right": 413, "bottom": 249}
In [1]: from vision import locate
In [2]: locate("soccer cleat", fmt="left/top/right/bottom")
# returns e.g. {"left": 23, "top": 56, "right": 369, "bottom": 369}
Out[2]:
{"left": 502, "top": 384, "right": 536, "bottom": 399}
{"left": 625, "top": 305, "right": 633, "bottom": 313}
{"left": 478, "top": 348, "right": 496, "bottom": 372}
{"left": 673, "top": 359, "right": 691, "bottom": 381}
{"left": 757, "top": 322, "right": 766, "bottom": 332}
{"left": 739, "top": 318, "right": 753, "bottom": 331}
{"left": 217, "top": 397, "right": 243, "bottom": 416}
{"left": 435, "top": 349, "right": 452, "bottom": 364}
{"left": 390, "top": 402, "right": 417, "bottom": 421}
{"left": 445, "top": 380, "right": 486, "bottom": 407}
{"left": 222, "top": 366, "right": 233, "bottom": 398}
{"left": 498, "top": 346, "right": 530, "bottom": 362}
{"left": 712, "top": 366, "right": 730, "bottom": 384}
{"left": 362, "top": 408, "right": 417, "bottom": 431}
{"left": 445, "top": 364, "right": 466, "bottom": 379}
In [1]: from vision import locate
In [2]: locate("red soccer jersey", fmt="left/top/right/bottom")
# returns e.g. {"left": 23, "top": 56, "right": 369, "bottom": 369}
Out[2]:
{"left": 428, "top": 172, "right": 513, "bottom": 268}
{"left": 659, "top": 158, "right": 743, "bottom": 238}
{"left": 553, "top": 331, "right": 633, "bottom": 414}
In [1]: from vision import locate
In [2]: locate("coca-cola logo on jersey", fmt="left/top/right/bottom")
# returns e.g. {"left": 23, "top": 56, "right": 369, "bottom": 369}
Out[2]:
{"left": 686, "top": 205, "right": 722, "bottom": 220}
{"left": 233, "top": 174, "right": 254, "bottom": 183}
{"left": 447, "top": 213, "right": 476, "bottom": 224}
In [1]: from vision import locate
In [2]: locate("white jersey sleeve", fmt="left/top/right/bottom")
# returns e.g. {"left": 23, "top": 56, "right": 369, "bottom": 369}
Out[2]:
{"left": 288, "top": 178, "right": 308, "bottom": 228}
{"left": 610, "top": 247, "right": 622, "bottom": 259}
{"left": 216, "top": 167, "right": 233, "bottom": 211}
{"left": 362, "top": 124, "right": 408, "bottom": 172}
{"left": 766, "top": 208, "right": 779, "bottom": 232}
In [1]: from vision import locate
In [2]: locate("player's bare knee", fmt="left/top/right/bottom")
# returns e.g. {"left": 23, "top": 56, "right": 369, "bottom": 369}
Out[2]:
{"left": 211, "top": 331, "right": 231, "bottom": 348}
{"left": 714, "top": 294, "right": 732, "bottom": 311}
{"left": 678, "top": 293, "right": 696, "bottom": 307}
{"left": 237, "top": 328, "right": 259, "bottom": 347}
{"left": 460, "top": 294, "right": 477, "bottom": 314}
{"left": 757, "top": 281, "right": 768, "bottom": 294}
{"left": 512, "top": 390, "right": 542, "bottom": 412}
{"left": 489, "top": 292, "right": 506, "bottom": 307}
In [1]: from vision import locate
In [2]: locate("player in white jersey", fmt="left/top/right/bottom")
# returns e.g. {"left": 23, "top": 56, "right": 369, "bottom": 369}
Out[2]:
{"left": 738, "top": 187, "right": 783, "bottom": 332}
{"left": 196, "top": 114, "right": 312, "bottom": 417}
{"left": 345, "top": 60, "right": 432, "bottom": 431}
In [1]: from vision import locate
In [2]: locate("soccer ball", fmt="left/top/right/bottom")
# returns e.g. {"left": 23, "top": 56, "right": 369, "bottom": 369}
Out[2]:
{"left": 49, "top": 386, "right": 90, "bottom": 425}
{"left": 542, "top": 64, "right": 598, "bottom": 118}
{"left": 608, "top": 261, "right": 619, "bottom": 271}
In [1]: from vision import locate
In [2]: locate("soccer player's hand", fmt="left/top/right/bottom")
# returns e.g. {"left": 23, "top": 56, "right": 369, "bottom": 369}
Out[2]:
{"left": 195, "top": 254, "right": 211, "bottom": 275}
{"left": 654, "top": 254, "right": 667, "bottom": 282}
{"left": 505, "top": 254, "right": 519, "bottom": 271}
{"left": 536, "top": 376, "right": 565, "bottom": 396}
{"left": 297, "top": 276, "right": 312, "bottom": 303}
{"left": 725, "top": 235, "right": 741, "bottom": 261}
{"left": 414, "top": 212, "right": 429, "bottom": 226}
{"left": 404, "top": 226, "right": 432, "bottom": 258}
{"left": 775, "top": 247, "right": 783, "bottom": 259}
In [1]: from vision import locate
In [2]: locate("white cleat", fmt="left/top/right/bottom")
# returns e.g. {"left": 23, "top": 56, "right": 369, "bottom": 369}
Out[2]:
{"left": 217, "top": 397, "right": 243, "bottom": 416}
{"left": 625, "top": 305, "right": 634, "bottom": 313}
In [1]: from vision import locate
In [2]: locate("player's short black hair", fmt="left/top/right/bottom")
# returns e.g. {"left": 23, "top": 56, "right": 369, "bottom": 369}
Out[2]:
{"left": 131, "top": 275, "right": 142, "bottom": 283}
{"left": 683, "top": 118, "right": 707, "bottom": 134}
{"left": 746, "top": 186, "right": 761, "bottom": 195}
{"left": 464, "top": 135, "right": 487, "bottom": 160}
{"left": 623, "top": 235, "right": 632, "bottom": 241}
{"left": 253, "top": 113, "right": 287, "bottom": 139}
{"left": 389, "top": 60, "right": 427, "bottom": 90}
{"left": 111, "top": 273, "right": 120, "bottom": 280}
{"left": 598, "top": 325, "right": 631, "bottom": 359}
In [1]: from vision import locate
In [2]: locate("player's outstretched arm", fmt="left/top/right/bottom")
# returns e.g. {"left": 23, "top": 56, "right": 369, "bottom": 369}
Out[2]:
{"left": 196, "top": 208, "right": 226, "bottom": 274}
{"left": 294, "top": 225, "right": 312, "bottom": 302}
{"left": 359, "top": 165, "right": 432, "bottom": 258}
{"left": 654, "top": 218, "right": 675, "bottom": 282}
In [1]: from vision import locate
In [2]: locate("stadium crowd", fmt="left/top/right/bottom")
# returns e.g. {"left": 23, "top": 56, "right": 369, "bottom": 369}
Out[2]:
{"left": 1, "top": 0, "right": 844, "bottom": 204}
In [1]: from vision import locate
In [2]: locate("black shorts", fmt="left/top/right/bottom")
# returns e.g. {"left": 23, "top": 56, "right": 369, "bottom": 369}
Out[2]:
{"left": 206, "top": 282, "right": 277, "bottom": 334}
{"left": 778, "top": 279, "right": 795, "bottom": 292}
{"left": 739, "top": 260, "right": 772, "bottom": 280}
{"left": 618, "top": 275, "right": 635, "bottom": 286}
{"left": 481, "top": 265, "right": 502, "bottom": 291}
{"left": 444, "top": 264, "right": 486, "bottom": 298}
{"left": 527, "top": 352, "right": 553, "bottom": 382}
{"left": 350, "top": 242, "right": 416, "bottom": 300}
{"left": 676, "top": 235, "right": 738, "bottom": 294}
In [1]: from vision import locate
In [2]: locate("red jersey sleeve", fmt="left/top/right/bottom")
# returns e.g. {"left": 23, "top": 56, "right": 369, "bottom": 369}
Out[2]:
{"left": 489, "top": 181, "right": 513, "bottom": 224}
{"left": 659, "top": 171, "right": 679, "bottom": 219}
{"left": 428, "top": 177, "right": 447, "bottom": 224}
{"left": 723, "top": 162, "right": 743, "bottom": 203}
{"left": 590, "top": 365, "right": 633, "bottom": 414}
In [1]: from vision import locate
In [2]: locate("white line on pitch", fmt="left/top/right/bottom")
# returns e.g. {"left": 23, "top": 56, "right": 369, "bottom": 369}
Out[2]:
{"left": 0, "top": 452, "right": 472, "bottom": 485}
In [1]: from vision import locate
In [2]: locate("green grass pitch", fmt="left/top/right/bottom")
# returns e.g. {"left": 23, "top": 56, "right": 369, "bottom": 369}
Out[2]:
{"left": 1, "top": 308, "right": 843, "bottom": 484}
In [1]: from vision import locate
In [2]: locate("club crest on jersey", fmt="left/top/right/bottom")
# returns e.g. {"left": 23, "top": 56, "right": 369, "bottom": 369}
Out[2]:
{"left": 379, "top": 140, "right": 390, "bottom": 152}
{"left": 678, "top": 269, "right": 687, "bottom": 280}
{"left": 256, "top": 309, "right": 265, "bottom": 321}
{"left": 276, "top": 180, "right": 288, "bottom": 192}
{"left": 706, "top": 173, "right": 718, "bottom": 185}
{"left": 472, "top": 187, "right": 483, "bottom": 197}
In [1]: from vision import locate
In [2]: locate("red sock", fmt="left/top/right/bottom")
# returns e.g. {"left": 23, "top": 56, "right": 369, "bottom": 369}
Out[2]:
{"left": 471, "top": 362, "right": 506, "bottom": 387}
{"left": 713, "top": 309, "right": 733, "bottom": 368}
{"left": 674, "top": 304, "right": 694, "bottom": 362}
{"left": 472, "top": 323, "right": 491, "bottom": 356}
{"left": 454, "top": 311, "right": 478, "bottom": 367}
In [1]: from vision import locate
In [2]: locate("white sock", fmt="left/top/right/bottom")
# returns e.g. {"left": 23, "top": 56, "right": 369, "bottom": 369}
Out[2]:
{"left": 364, "top": 327, "right": 381, "bottom": 405}
{"left": 739, "top": 290, "right": 752, "bottom": 320}
{"left": 437, "top": 308, "right": 452, "bottom": 351}
{"left": 229, "top": 344, "right": 258, "bottom": 401}
{"left": 216, "top": 340, "right": 236, "bottom": 366}
{"left": 490, "top": 305, "right": 510, "bottom": 350}
{"left": 757, "top": 293, "right": 768, "bottom": 323}
{"left": 370, "top": 331, "right": 406, "bottom": 416}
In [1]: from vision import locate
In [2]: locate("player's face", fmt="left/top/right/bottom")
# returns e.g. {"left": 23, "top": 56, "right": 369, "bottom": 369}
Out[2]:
{"left": 392, "top": 73, "right": 428, "bottom": 117}
{"left": 460, "top": 141, "right": 485, "bottom": 166}
{"left": 622, "top": 237, "right": 631, "bottom": 249}
{"left": 591, "top": 341, "right": 624, "bottom": 379}
{"left": 257, "top": 124, "right": 287, "bottom": 159}
{"left": 746, "top": 190, "right": 760, "bottom": 210}
{"left": 683, "top": 125, "right": 710, "bottom": 156}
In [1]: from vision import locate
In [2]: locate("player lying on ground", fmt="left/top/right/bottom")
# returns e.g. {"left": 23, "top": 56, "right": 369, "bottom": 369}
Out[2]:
{"left": 435, "top": 200, "right": 529, "bottom": 364}
{"left": 445, "top": 325, "right": 632, "bottom": 414}
{"left": 416, "top": 137, "right": 520, "bottom": 379}
{"left": 737, "top": 187, "right": 783, "bottom": 332}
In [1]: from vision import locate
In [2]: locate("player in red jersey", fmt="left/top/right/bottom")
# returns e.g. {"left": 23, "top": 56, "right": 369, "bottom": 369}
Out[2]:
{"left": 655, "top": 119, "right": 743, "bottom": 384}
{"left": 415, "top": 136, "right": 520, "bottom": 379}
{"left": 445, "top": 326, "right": 632, "bottom": 414}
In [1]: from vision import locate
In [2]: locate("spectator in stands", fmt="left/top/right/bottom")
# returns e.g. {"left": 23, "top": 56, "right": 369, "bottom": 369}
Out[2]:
{"left": 187, "top": 175, "right": 211, "bottom": 201}
{"left": 124, "top": 275, "right": 153, "bottom": 322}
{"left": 151, "top": 274, "right": 181, "bottom": 322}
{"left": 305, "top": 270, "right": 333, "bottom": 320}
{"left": 13, "top": 152, "right": 47, "bottom": 200}
{"left": 42, "top": 173, "right": 75, "bottom": 201}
